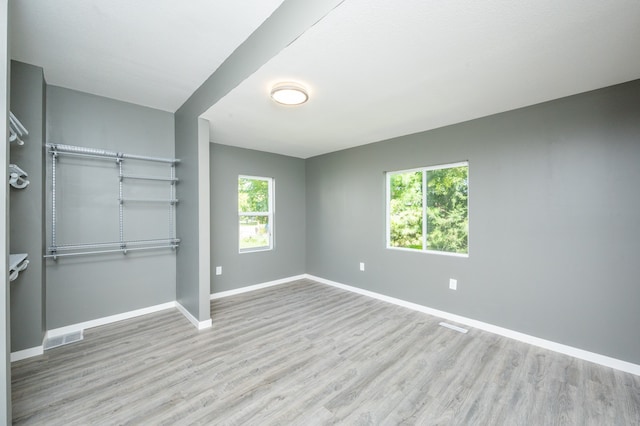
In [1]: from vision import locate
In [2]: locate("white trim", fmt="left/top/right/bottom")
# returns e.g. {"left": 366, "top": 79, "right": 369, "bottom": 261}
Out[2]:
{"left": 305, "top": 274, "right": 640, "bottom": 376}
{"left": 388, "top": 161, "right": 469, "bottom": 175}
{"left": 46, "top": 301, "right": 176, "bottom": 339}
{"left": 386, "top": 246, "right": 469, "bottom": 258}
{"left": 422, "top": 169, "right": 427, "bottom": 248}
{"left": 239, "top": 174, "right": 273, "bottom": 182}
{"left": 11, "top": 346, "right": 44, "bottom": 362}
{"left": 239, "top": 246, "right": 272, "bottom": 254}
{"left": 210, "top": 274, "right": 307, "bottom": 299}
{"left": 385, "top": 172, "right": 391, "bottom": 248}
{"left": 439, "top": 322, "right": 468, "bottom": 333}
{"left": 238, "top": 175, "right": 274, "bottom": 253}
{"left": 198, "top": 118, "right": 213, "bottom": 329}
{"left": 385, "top": 161, "right": 469, "bottom": 256}
{"left": 176, "top": 302, "right": 212, "bottom": 330}
{"left": 46, "top": 300, "right": 211, "bottom": 349}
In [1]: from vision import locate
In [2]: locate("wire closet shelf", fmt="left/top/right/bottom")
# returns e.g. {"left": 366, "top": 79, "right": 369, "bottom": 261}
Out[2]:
{"left": 45, "top": 143, "right": 181, "bottom": 260}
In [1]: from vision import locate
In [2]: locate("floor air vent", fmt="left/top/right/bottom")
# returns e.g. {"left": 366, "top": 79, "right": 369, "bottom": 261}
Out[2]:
{"left": 44, "top": 330, "right": 84, "bottom": 350}
{"left": 439, "top": 322, "right": 468, "bottom": 334}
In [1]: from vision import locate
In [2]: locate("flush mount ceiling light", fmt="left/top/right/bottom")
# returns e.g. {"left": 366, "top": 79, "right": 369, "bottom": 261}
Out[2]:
{"left": 270, "top": 82, "right": 309, "bottom": 106}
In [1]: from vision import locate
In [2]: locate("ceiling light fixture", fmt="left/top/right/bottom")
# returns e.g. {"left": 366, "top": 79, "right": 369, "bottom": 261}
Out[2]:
{"left": 270, "top": 82, "right": 309, "bottom": 106}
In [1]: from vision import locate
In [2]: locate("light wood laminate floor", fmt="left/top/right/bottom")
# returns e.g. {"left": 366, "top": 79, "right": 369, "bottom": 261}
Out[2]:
{"left": 12, "top": 279, "right": 640, "bottom": 425}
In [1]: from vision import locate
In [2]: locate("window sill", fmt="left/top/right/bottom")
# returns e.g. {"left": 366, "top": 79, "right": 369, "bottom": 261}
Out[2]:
{"left": 239, "top": 247, "right": 273, "bottom": 254}
{"left": 386, "top": 246, "right": 469, "bottom": 258}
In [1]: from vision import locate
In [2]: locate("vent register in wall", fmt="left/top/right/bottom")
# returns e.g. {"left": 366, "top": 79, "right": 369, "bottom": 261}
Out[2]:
{"left": 43, "top": 330, "right": 83, "bottom": 350}
{"left": 8, "top": 111, "right": 30, "bottom": 282}
{"left": 45, "top": 144, "right": 180, "bottom": 259}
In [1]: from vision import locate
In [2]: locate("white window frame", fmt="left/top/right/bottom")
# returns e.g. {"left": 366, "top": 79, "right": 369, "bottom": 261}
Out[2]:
{"left": 386, "top": 161, "right": 469, "bottom": 258}
{"left": 238, "top": 175, "right": 274, "bottom": 253}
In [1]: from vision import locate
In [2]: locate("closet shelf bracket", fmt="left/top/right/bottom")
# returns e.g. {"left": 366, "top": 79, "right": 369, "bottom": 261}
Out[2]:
{"left": 9, "top": 163, "right": 30, "bottom": 189}
{"left": 9, "top": 253, "right": 29, "bottom": 282}
{"left": 9, "top": 111, "right": 28, "bottom": 145}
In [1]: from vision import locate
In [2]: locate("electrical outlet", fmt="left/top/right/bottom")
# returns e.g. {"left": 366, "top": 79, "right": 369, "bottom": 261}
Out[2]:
{"left": 215, "top": 266, "right": 222, "bottom": 276}
{"left": 449, "top": 278, "right": 457, "bottom": 290}
{"left": 359, "top": 262, "right": 365, "bottom": 272}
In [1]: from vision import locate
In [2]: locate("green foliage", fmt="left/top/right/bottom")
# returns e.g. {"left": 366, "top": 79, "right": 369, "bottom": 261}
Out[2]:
{"left": 389, "top": 166, "right": 468, "bottom": 254}
{"left": 239, "top": 218, "right": 269, "bottom": 249}
{"left": 426, "top": 166, "right": 468, "bottom": 253}
{"left": 389, "top": 171, "right": 423, "bottom": 249}
{"left": 239, "top": 177, "right": 271, "bottom": 250}
{"left": 238, "top": 177, "right": 269, "bottom": 213}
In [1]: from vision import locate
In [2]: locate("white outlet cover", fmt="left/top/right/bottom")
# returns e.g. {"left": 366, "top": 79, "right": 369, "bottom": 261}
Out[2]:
{"left": 359, "top": 262, "right": 365, "bottom": 271}
{"left": 215, "top": 266, "right": 222, "bottom": 275}
{"left": 449, "top": 278, "right": 457, "bottom": 290}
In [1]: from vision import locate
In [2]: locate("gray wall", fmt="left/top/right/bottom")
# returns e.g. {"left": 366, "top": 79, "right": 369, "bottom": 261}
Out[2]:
{"left": 9, "top": 61, "right": 45, "bottom": 351}
{"left": 210, "top": 144, "right": 305, "bottom": 292}
{"left": 175, "top": 0, "right": 343, "bottom": 322}
{"left": 174, "top": 111, "right": 209, "bottom": 321}
{"left": 306, "top": 80, "right": 640, "bottom": 365}
{"left": 46, "top": 86, "right": 176, "bottom": 328}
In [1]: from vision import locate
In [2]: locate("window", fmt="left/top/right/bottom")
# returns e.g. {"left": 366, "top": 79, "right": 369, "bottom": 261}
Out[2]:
{"left": 386, "top": 162, "right": 468, "bottom": 256}
{"left": 238, "top": 175, "right": 274, "bottom": 252}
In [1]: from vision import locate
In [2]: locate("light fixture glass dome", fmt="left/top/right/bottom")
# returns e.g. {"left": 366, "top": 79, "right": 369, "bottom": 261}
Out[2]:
{"left": 270, "top": 82, "right": 309, "bottom": 106}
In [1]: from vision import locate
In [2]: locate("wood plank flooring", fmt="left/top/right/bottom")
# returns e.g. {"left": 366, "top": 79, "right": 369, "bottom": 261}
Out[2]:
{"left": 11, "top": 279, "right": 640, "bottom": 425}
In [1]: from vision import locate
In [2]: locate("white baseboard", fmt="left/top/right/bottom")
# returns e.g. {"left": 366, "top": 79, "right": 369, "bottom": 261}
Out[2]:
{"left": 176, "top": 302, "right": 212, "bottom": 330}
{"left": 304, "top": 274, "right": 640, "bottom": 377}
{"left": 11, "top": 345, "right": 44, "bottom": 362}
{"left": 15, "top": 274, "right": 638, "bottom": 376}
{"left": 46, "top": 301, "right": 177, "bottom": 339}
{"left": 210, "top": 274, "right": 307, "bottom": 300}
{"left": 15, "top": 300, "right": 209, "bottom": 362}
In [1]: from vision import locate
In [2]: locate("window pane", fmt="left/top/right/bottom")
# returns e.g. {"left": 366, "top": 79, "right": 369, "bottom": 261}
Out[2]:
{"left": 426, "top": 166, "right": 468, "bottom": 253}
{"left": 239, "top": 215, "right": 270, "bottom": 250}
{"left": 389, "top": 171, "right": 423, "bottom": 249}
{"left": 238, "top": 177, "right": 269, "bottom": 213}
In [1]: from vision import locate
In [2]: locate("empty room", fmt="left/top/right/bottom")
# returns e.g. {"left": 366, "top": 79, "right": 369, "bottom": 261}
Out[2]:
{"left": 2, "top": 0, "right": 640, "bottom": 424}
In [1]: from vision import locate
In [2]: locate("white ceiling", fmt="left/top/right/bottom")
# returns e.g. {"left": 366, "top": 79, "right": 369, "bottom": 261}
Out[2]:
{"left": 203, "top": 0, "right": 640, "bottom": 158}
{"left": 9, "top": 0, "right": 285, "bottom": 112}
{"left": 10, "top": 0, "right": 640, "bottom": 158}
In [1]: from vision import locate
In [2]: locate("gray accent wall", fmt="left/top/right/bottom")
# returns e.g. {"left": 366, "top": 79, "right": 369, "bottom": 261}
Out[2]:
{"left": 210, "top": 144, "right": 305, "bottom": 293}
{"left": 306, "top": 80, "right": 640, "bottom": 365}
{"left": 9, "top": 61, "right": 46, "bottom": 351}
{"left": 45, "top": 86, "right": 176, "bottom": 328}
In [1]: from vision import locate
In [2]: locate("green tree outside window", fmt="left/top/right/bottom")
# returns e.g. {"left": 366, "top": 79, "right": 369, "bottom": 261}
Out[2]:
{"left": 388, "top": 164, "right": 468, "bottom": 254}
{"left": 239, "top": 176, "right": 273, "bottom": 251}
